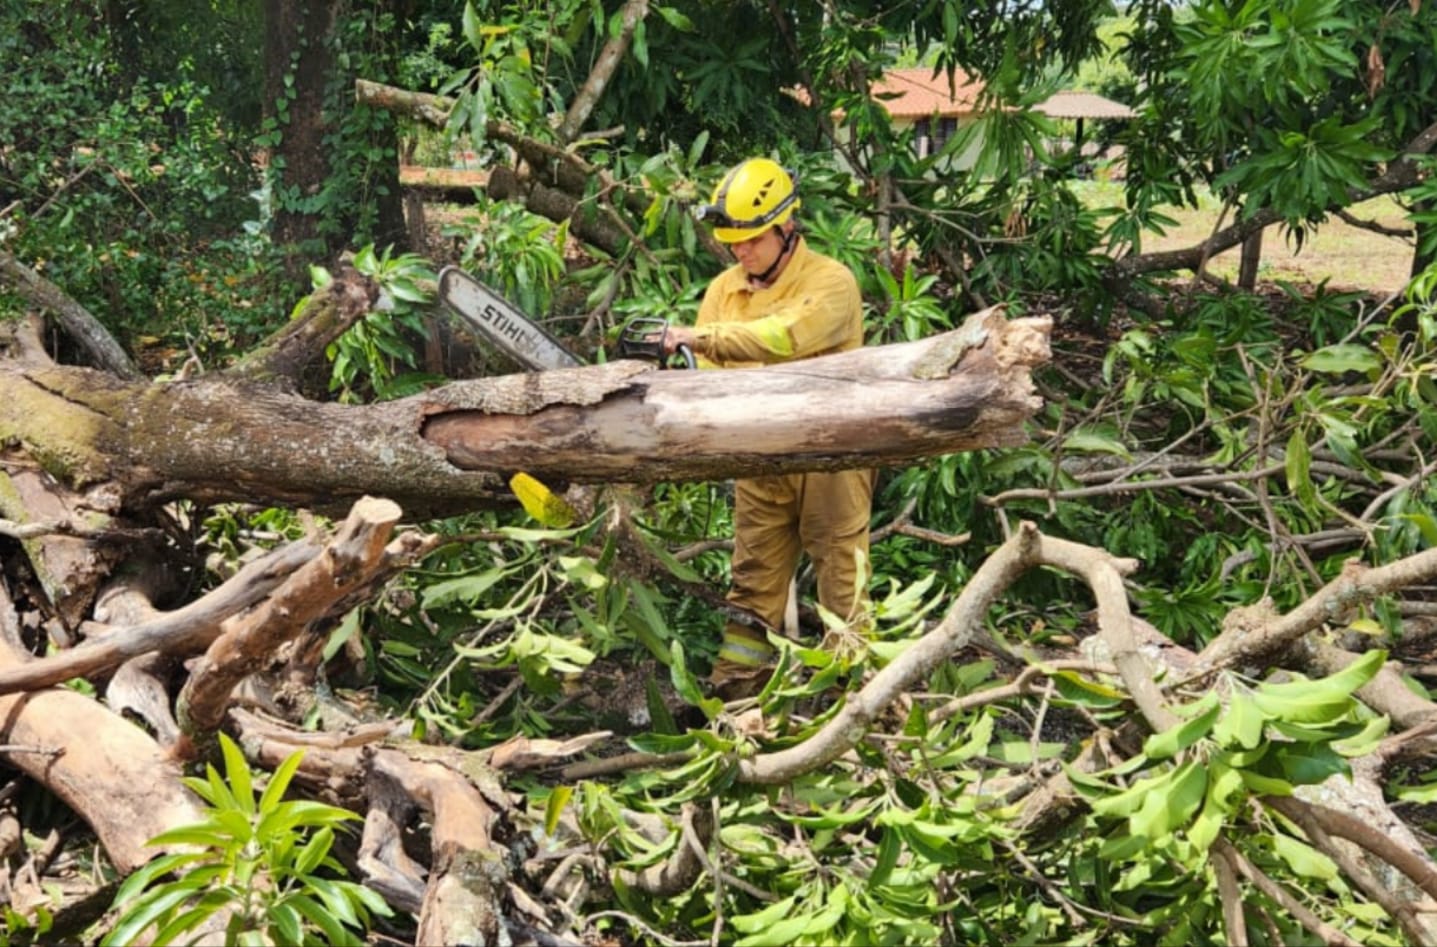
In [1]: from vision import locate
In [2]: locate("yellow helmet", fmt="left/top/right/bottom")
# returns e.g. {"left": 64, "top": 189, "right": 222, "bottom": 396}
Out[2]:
{"left": 696, "top": 158, "right": 800, "bottom": 243}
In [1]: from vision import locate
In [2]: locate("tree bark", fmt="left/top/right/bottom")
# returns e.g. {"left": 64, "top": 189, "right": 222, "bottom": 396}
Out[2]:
{"left": 1238, "top": 228, "right": 1263, "bottom": 290}
{"left": 263, "top": 0, "right": 337, "bottom": 256}
{"left": 176, "top": 496, "right": 429, "bottom": 741}
{"left": 0, "top": 303, "right": 1049, "bottom": 517}
{"left": 264, "top": 2, "right": 407, "bottom": 259}
{"left": 0, "top": 252, "right": 140, "bottom": 379}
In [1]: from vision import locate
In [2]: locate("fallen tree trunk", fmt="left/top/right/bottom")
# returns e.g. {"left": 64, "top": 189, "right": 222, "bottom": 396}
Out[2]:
{"left": 0, "top": 302, "right": 1049, "bottom": 517}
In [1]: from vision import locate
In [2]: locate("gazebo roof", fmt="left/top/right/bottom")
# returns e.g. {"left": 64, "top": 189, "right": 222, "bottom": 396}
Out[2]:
{"left": 1034, "top": 89, "right": 1136, "bottom": 120}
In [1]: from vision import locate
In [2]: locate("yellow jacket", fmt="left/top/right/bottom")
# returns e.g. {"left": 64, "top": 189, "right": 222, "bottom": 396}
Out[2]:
{"left": 691, "top": 238, "right": 863, "bottom": 367}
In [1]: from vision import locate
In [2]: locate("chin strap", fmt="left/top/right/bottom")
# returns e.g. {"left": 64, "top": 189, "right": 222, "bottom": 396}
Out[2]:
{"left": 751, "top": 228, "right": 799, "bottom": 286}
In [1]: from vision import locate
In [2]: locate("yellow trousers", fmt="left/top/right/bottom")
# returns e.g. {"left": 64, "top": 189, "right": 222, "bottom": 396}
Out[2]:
{"left": 725, "top": 468, "right": 875, "bottom": 641}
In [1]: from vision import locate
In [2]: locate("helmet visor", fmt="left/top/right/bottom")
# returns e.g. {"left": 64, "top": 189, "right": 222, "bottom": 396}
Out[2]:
{"left": 693, "top": 198, "right": 791, "bottom": 232}
{"left": 694, "top": 167, "right": 799, "bottom": 233}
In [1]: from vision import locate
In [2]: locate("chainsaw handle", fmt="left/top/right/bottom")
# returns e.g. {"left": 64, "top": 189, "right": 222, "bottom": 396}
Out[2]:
{"left": 673, "top": 343, "right": 697, "bottom": 370}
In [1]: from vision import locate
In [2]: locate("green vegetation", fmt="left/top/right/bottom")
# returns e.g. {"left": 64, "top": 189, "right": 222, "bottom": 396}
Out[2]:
{"left": 5, "top": 0, "right": 1437, "bottom": 945}
{"left": 105, "top": 735, "right": 386, "bottom": 947}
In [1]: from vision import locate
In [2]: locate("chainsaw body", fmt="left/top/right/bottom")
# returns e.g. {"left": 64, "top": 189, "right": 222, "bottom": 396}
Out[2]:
{"left": 617, "top": 317, "right": 696, "bottom": 370}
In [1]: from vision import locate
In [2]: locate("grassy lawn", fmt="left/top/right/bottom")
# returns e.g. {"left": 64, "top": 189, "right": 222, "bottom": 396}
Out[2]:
{"left": 1075, "top": 181, "right": 1416, "bottom": 296}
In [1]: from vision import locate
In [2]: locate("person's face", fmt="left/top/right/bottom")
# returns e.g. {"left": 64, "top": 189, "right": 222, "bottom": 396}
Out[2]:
{"left": 730, "top": 227, "right": 785, "bottom": 278}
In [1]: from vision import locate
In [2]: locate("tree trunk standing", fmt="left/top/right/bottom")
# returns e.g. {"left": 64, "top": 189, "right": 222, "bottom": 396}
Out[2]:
{"left": 262, "top": 0, "right": 334, "bottom": 256}
{"left": 1238, "top": 228, "right": 1263, "bottom": 290}
{"left": 261, "top": 1, "right": 409, "bottom": 259}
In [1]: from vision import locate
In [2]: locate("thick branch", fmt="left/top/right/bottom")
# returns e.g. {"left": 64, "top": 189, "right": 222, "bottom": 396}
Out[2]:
{"left": 175, "top": 497, "right": 429, "bottom": 737}
{"left": 1, "top": 307, "right": 1049, "bottom": 515}
{"left": 0, "top": 250, "right": 141, "bottom": 379}
{"left": 556, "top": 0, "right": 648, "bottom": 144}
{"left": 1195, "top": 547, "right": 1437, "bottom": 674}
{"left": 224, "top": 266, "right": 379, "bottom": 384}
{"left": 0, "top": 540, "right": 319, "bottom": 697}
{"left": 1110, "top": 119, "right": 1437, "bottom": 282}
{"left": 426, "top": 307, "right": 1050, "bottom": 483}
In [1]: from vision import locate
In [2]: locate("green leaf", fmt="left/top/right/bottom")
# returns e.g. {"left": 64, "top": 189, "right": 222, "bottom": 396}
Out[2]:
{"left": 218, "top": 733, "right": 254, "bottom": 815}
{"left": 1330, "top": 713, "right": 1389, "bottom": 756}
{"left": 258, "top": 750, "right": 306, "bottom": 815}
{"left": 1062, "top": 427, "right": 1132, "bottom": 459}
{"left": 322, "top": 607, "right": 363, "bottom": 663}
{"left": 111, "top": 852, "right": 205, "bottom": 908}
{"left": 1300, "top": 343, "right": 1381, "bottom": 375}
{"left": 1250, "top": 690, "right": 1352, "bottom": 725}
{"left": 257, "top": 800, "right": 360, "bottom": 842}
{"left": 1212, "top": 691, "right": 1267, "bottom": 750}
{"left": 103, "top": 884, "right": 196, "bottom": 947}
{"left": 1238, "top": 768, "right": 1293, "bottom": 796}
{"left": 1258, "top": 649, "right": 1385, "bottom": 704}
{"left": 266, "top": 901, "right": 304, "bottom": 947}
{"left": 420, "top": 566, "right": 511, "bottom": 609}
{"left": 729, "top": 895, "right": 797, "bottom": 934}
{"left": 737, "top": 909, "right": 815, "bottom": 946}
{"left": 558, "top": 555, "right": 608, "bottom": 591}
{"left": 544, "top": 785, "right": 573, "bottom": 838}
{"left": 1128, "top": 760, "right": 1206, "bottom": 842}
{"left": 1142, "top": 692, "right": 1220, "bottom": 760}
{"left": 655, "top": 5, "right": 694, "bottom": 30}
{"left": 497, "top": 524, "right": 585, "bottom": 543}
{"left": 294, "top": 826, "right": 334, "bottom": 876}
{"left": 870, "top": 827, "right": 901, "bottom": 886}
{"left": 1268, "top": 741, "right": 1350, "bottom": 786}
{"left": 150, "top": 897, "right": 231, "bottom": 947}
{"left": 289, "top": 891, "right": 349, "bottom": 945}
{"left": 1050, "top": 669, "right": 1127, "bottom": 708}
{"left": 202, "top": 762, "right": 239, "bottom": 814}
{"left": 461, "top": 1, "right": 483, "bottom": 52}
{"left": 1088, "top": 766, "right": 1179, "bottom": 819}
{"left": 306, "top": 876, "right": 362, "bottom": 929}
{"left": 1269, "top": 832, "right": 1339, "bottom": 881}
{"left": 145, "top": 825, "right": 234, "bottom": 851}
{"left": 1187, "top": 760, "right": 1243, "bottom": 853}
{"left": 1395, "top": 779, "right": 1437, "bottom": 804}
{"left": 644, "top": 674, "right": 679, "bottom": 735}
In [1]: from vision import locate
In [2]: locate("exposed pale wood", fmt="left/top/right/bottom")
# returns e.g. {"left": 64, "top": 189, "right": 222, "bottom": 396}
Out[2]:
{"left": 427, "top": 307, "right": 1050, "bottom": 483}
{"left": 175, "top": 497, "right": 430, "bottom": 738}
{"left": 373, "top": 750, "right": 503, "bottom": 947}
{"left": 356, "top": 772, "right": 427, "bottom": 913}
{"left": 0, "top": 579, "right": 203, "bottom": 873}
{"left": 0, "top": 541, "right": 320, "bottom": 697}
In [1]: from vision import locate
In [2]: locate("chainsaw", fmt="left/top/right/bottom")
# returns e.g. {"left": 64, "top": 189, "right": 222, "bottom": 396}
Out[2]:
{"left": 437, "top": 265, "right": 694, "bottom": 372}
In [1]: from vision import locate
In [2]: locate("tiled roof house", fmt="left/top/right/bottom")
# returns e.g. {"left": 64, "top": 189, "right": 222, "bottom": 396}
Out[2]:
{"left": 870, "top": 67, "right": 1136, "bottom": 162}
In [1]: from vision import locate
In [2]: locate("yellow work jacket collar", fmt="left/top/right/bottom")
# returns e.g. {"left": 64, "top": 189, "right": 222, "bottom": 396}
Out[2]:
{"left": 742, "top": 235, "right": 811, "bottom": 293}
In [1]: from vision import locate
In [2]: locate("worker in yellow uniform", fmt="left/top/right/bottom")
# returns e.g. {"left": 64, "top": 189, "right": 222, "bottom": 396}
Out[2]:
{"left": 658, "top": 157, "right": 874, "bottom": 696}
